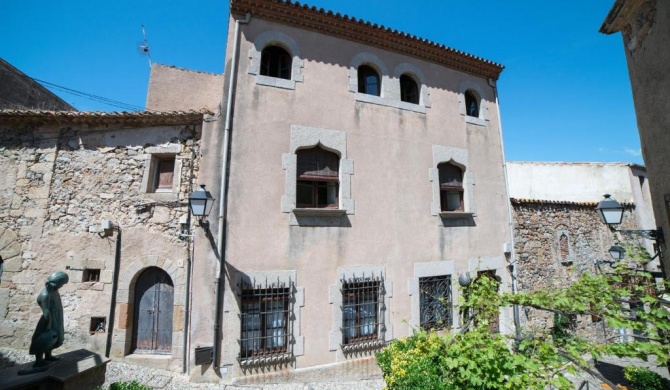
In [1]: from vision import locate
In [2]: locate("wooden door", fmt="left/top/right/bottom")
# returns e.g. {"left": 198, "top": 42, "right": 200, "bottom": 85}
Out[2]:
{"left": 133, "top": 267, "right": 174, "bottom": 354}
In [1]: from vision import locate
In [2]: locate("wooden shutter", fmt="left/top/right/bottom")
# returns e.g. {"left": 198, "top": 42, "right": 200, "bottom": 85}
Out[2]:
{"left": 155, "top": 159, "right": 175, "bottom": 190}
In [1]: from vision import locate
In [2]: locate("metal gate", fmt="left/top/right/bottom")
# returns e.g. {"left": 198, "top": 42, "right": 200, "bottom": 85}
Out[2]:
{"left": 132, "top": 267, "right": 174, "bottom": 354}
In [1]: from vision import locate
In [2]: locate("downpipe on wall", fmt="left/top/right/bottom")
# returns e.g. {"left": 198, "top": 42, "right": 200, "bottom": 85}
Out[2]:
{"left": 488, "top": 77, "right": 522, "bottom": 341}
{"left": 213, "top": 11, "right": 252, "bottom": 373}
{"left": 105, "top": 223, "right": 121, "bottom": 358}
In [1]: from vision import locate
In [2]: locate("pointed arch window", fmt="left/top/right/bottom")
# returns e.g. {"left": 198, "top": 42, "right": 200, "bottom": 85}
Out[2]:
{"left": 400, "top": 74, "right": 419, "bottom": 104}
{"left": 296, "top": 146, "right": 339, "bottom": 208}
{"left": 357, "top": 65, "right": 380, "bottom": 96}
{"left": 260, "top": 46, "right": 292, "bottom": 80}
{"left": 438, "top": 163, "right": 464, "bottom": 212}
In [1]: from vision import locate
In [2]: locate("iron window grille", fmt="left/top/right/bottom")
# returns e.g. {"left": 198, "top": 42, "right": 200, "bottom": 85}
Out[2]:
{"left": 340, "top": 274, "right": 386, "bottom": 351}
{"left": 238, "top": 279, "right": 294, "bottom": 365}
{"left": 419, "top": 275, "right": 453, "bottom": 331}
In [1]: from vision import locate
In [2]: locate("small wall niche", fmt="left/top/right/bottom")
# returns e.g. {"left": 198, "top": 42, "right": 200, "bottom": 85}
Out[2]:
{"left": 83, "top": 269, "right": 101, "bottom": 282}
{"left": 89, "top": 317, "right": 106, "bottom": 334}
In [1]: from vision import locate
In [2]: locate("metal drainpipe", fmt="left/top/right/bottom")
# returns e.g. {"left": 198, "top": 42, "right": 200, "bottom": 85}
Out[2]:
{"left": 488, "top": 77, "right": 521, "bottom": 340}
{"left": 105, "top": 224, "right": 121, "bottom": 358}
{"left": 183, "top": 140, "right": 196, "bottom": 374}
{"left": 213, "top": 11, "right": 251, "bottom": 372}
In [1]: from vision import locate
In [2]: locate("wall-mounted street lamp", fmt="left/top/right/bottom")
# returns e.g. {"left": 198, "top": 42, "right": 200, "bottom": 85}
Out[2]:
{"left": 609, "top": 244, "right": 626, "bottom": 261}
{"left": 595, "top": 194, "right": 666, "bottom": 279}
{"left": 189, "top": 184, "right": 215, "bottom": 224}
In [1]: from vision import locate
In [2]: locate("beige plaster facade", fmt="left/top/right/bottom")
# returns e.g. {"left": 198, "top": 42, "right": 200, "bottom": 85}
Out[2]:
{"left": 0, "top": 111, "right": 208, "bottom": 372}
{"left": 146, "top": 64, "right": 224, "bottom": 112}
{"left": 601, "top": 0, "right": 670, "bottom": 277}
{"left": 186, "top": 1, "right": 512, "bottom": 384}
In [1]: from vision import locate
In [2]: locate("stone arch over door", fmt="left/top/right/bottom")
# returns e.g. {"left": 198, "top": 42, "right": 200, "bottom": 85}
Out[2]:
{"left": 132, "top": 266, "right": 174, "bottom": 354}
{"left": 113, "top": 255, "right": 185, "bottom": 359}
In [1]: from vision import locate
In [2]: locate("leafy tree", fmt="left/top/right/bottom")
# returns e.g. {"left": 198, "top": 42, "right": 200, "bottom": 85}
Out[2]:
{"left": 377, "top": 266, "right": 670, "bottom": 390}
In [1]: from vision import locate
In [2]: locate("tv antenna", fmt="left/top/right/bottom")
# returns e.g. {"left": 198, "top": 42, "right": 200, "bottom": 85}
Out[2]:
{"left": 138, "top": 25, "right": 152, "bottom": 69}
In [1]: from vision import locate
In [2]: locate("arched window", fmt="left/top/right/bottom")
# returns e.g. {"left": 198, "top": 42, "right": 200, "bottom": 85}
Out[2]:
{"left": 260, "top": 46, "right": 292, "bottom": 80}
{"left": 464, "top": 90, "right": 479, "bottom": 117}
{"left": 437, "top": 163, "right": 463, "bottom": 212}
{"left": 296, "top": 146, "right": 339, "bottom": 208}
{"left": 559, "top": 233, "right": 569, "bottom": 262}
{"left": 357, "top": 65, "right": 380, "bottom": 96}
{"left": 400, "top": 74, "right": 419, "bottom": 104}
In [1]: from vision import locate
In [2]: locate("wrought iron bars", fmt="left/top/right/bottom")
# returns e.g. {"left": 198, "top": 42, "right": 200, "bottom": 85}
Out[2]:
{"left": 340, "top": 273, "right": 385, "bottom": 350}
{"left": 238, "top": 279, "right": 294, "bottom": 364}
{"left": 419, "top": 275, "right": 453, "bottom": 331}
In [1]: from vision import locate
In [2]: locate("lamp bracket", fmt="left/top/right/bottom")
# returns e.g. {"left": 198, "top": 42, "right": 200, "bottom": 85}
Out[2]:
{"left": 616, "top": 228, "right": 664, "bottom": 242}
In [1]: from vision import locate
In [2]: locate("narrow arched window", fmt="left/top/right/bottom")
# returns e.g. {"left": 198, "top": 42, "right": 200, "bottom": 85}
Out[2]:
{"left": 296, "top": 146, "right": 339, "bottom": 208}
{"left": 437, "top": 163, "right": 463, "bottom": 212}
{"left": 260, "top": 46, "right": 292, "bottom": 80}
{"left": 464, "top": 90, "right": 479, "bottom": 117}
{"left": 400, "top": 74, "right": 419, "bottom": 104}
{"left": 357, "top": 65, "right": 380, "bottom": 96}
{"left": 559, "top": 233, "right": 569, "bottom": 262}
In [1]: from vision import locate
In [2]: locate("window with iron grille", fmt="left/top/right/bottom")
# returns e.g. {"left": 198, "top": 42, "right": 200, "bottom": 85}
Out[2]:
{"left": 419, "top": 275, "right": 452, "bottom": 331}
{"left": 341, "top": 276, "right": 384, "bottom": 346}
{"left": 238, "top": 281, "right": 293, "bottom": 363}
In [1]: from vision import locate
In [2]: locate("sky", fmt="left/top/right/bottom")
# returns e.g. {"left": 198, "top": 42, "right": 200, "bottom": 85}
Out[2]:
{"left": 1, "top": 1, "right": 642, "bottom": 164}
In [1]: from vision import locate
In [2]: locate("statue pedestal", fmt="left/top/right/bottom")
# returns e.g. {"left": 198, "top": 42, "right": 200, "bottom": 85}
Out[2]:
{"left": 0, "top": 349, "right": 110, "bottom": 390}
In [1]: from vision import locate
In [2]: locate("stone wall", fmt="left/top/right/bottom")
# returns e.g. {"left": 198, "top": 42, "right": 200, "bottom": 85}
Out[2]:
{"left": 512, "top": 200, "right": 642, "bottom": 341}
{"left": 0, "top": 121, "right": 200, "bottom": 370}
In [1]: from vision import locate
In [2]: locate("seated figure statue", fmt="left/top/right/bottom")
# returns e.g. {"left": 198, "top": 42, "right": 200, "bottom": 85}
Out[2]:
{"left": 23, "top": 271, "right": 69, "bottom": 372}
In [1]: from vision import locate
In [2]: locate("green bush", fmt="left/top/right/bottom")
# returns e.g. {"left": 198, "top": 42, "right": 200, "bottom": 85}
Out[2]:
{"left": 108, "top": 381, "right": 152, "bottom": 390}
{"left": 623, "top": 366, "right": 664, "bottom": 390}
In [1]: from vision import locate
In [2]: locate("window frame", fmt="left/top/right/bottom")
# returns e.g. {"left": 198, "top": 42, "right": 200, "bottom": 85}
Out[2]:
{"left": 419, "top": 275, "right": 453, "bottom": 331}
{"left": 141, "top": 145, "right": 182, "bottom": 198}
{"left": 151, "top": 155, "right": 176, "bottom": 193}
{"left": 431, "top": 145, "right": 474, "bottom": 219}
{"left": 295, "top": 146, "right": 340, "bottom": 209}
{"left": 357, "top": 65, "right": 381, "bottom": 96}
{"left": 458, "top": 80, "right": 490, "bottom": 127}
{"left": 239, "top": 286, "right": 291, "bottom": 360}
{"left": 341, "top": 278, "right": 381, "bottom": 345}
{"left": 399, "top": 74, "right": 420, "bottom": 104}
{"left": 260, "top": 45, "right": 292, "bottom": 80}
{"left": 248, "top": 30, "right": 304, "bottom": 90}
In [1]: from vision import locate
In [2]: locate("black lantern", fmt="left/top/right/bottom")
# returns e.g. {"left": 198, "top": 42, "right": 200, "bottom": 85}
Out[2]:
{"left": 595, "top": 194, "right": 624, "bottom": 226}
{"left": 608, "top": 244, "right": 626, "bottom": 261}
{"left": 189, "top": 184, "right": 215, "bottom": 221}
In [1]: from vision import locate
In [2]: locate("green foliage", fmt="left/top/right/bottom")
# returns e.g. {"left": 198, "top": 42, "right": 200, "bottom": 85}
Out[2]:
{"left": 108, "top": 381, "right": 152, "bottom": 390}
{"left": 623, "top": 366, "right": 665, "bottom": 390}
{"left": 378, "top": 268, "right": 670, "bottom": 390}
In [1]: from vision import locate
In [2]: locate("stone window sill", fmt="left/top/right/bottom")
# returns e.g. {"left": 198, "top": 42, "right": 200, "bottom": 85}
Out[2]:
{"left": 439, "top": 211, "right": 475, "bottom": 219}
{"left": 354, "top": 93, "right": 426, "bottom": 114}
{"left": 341, "top": 339, "right": 386, "bottom": 353}
{"left": 256, "top": 75, "right": 296, "bottom": 90}
{"left": 464, "top": 116, "right": 487, "bottom": 127}
{"left": 293, "top": 208, "right": 347, "bottom": 217}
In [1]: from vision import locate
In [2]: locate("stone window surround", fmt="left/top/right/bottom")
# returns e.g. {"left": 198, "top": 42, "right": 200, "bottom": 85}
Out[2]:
{"left": 458, "top": 79, "right": 490, "bottom": 127}
{"left": 348, "top": 53, "right": 428, "bottom": 114}
{"left": 226, "top": 269, "right": 305, "bottom": 368}
{"left": 430, "top": 145, "right": 476, "bottom": 220}
{"left": 248, "top": 30, "right": 305, "bottom": 90}
{"left": 408, "top": 260, "right": 456, "bottom": 332}
{"left": 556, "top": 229, "right": 574, "bottom": 264}
{"left": 329, "top": 265, "right": 393, "bottom": 361}
{"left": 282, "top": 125, "right": 354, "bottom": 225}
{"left": 140, "top": 144, "right": 183, "bottom": 200}
{"left": 115, "top": 255, "right": 186, "bottom": 359}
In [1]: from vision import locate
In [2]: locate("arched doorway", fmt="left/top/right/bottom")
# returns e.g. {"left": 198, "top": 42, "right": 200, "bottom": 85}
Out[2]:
{"left": 132, "top": 267, "right": 174, "bottom": 354}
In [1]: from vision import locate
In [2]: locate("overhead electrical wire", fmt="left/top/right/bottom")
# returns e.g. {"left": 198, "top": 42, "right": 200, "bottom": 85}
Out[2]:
{"left": 1, "top": 66, "right": 149, "bottom": 112}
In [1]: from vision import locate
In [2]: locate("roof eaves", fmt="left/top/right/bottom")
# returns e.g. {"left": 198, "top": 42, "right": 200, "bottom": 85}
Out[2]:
{"left": 230, "top": 0, "right": 504, "bottom": 80}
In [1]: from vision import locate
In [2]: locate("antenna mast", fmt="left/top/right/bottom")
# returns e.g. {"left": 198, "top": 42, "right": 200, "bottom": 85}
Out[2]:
{"left": 139, "top": 25, "right": 152, "bottom": 69}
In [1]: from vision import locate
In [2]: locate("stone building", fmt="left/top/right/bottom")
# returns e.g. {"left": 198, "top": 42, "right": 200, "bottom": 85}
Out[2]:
{"left": 0, "top": 58, "right": 75, "bottom": 111}
{"left": 0, "top": 109, "right": 212, "bottom": 372}
{"left": 507, "top": 162, "right": 657, "bottom": 339}
{"left": 600, "top": 0, "right": 670, "bottom": 278}
{"left": 185, "top": 0, "right": 513, "bottom": 384}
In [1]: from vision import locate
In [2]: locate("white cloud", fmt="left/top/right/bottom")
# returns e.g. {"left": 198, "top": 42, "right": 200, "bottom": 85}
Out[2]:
{"left": 623, "top": 147, "right": 641, "bottom": 157}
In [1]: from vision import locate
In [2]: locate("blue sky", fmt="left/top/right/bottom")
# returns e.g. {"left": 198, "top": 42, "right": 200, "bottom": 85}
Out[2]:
{"left": 2, "top": 1, "right": 642, "bottom": 164}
